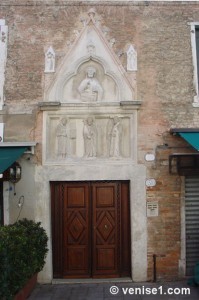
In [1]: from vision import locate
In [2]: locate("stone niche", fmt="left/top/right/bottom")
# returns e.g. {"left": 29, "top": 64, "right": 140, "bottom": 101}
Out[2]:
{"left": 44, "top": 110, "right": 136, "bottom": 163}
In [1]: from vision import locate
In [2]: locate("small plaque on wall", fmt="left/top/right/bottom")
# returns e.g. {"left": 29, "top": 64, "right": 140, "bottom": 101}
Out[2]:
{"left": 145, "top": 153, "right": 155, "bottom": 161}
{"left": 147, "top": 201, "right": 158, "bottom": 217}
{"left": 146, "top": 178, "right": 156, "bottom": 187}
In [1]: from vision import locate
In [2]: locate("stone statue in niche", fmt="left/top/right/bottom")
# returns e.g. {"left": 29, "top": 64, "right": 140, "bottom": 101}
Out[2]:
{"left": 107, "top": 116, "right": 122, "bottom": 158}
{"left": 45, "top": 46, "right": 55, "bottom": 73}
{"left": 56, "top": 118, "right": 69, "bottom": 158}
{"left": 83, "top": 116, "right": 97, "bottom": 157}
{"left": 78, "top": 67, "right": 103, "bottom": 102}
{"left": 126, "top": 45, "right": 137, "bottom": 71}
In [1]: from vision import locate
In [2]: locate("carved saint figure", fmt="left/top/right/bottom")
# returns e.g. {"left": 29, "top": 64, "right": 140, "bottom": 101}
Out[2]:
{"left": 45, "top": 47, "right": 55, "bottom": 73}
{"left": 87, "top": 40, "right": 96, "bottom": 56}
{"left": 83, "top": 116, "right": 97, "bottom": 157}
{"left": 78, "top": 67, "right": 103, "bottom": 102}
{"left": 56, "top": 118, "right": 69, "bottom": 158}
{"left": 127, "top": 45, "right": 137, "bottom": 71}
{"left": 109, "top": 116, "right": 122, "bottom": 158}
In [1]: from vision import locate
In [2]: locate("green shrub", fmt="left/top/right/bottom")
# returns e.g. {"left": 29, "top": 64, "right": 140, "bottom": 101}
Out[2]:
{"left": 0, "top": 219, "right": 48, "bottom": 300}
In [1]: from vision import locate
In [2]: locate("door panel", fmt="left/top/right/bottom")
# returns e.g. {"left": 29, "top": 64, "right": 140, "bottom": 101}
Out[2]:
{"left": 92, "top": 183, "right": 119, "bottom": 277}
{"left": 51, "top": 183, "right": 63, "bottom": 278}
{"left": 120, "top": 182, "right": 131, "bottom": 276}
{"left": 51, "top": 181, "right": 131, "bottom": 279}
{"left": 63, "top": 183, "right": 90, "bottom": 277}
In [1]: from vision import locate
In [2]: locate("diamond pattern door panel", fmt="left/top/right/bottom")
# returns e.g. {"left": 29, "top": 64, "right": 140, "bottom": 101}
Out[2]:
{"left": 97, "top": 212, "right": 114, "bottom": 242}
{"left": 92, "top": 183, "right": 119, "bottom": 277}
{"left": 63, "top": 183, "right": 90, "bottom": 277}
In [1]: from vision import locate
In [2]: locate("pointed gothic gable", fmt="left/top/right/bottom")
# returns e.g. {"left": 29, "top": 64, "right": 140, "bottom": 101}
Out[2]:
{"left": 45, "top": 9, "right": 135, "bottom": 103}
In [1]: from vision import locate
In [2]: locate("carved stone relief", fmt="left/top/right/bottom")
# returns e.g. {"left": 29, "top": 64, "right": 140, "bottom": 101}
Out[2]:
{"left": 56, "top": 118, "right": 69, "bottom": 158}
{"left": 87, "top": 40, "right": 96, "bottom": 56}
{"left": 78, "top": 67, "right": 103, "bottom": 102}
{"left": 46, "top": 114, "right": 131, "bottom": 161}
{"left": 83, "top": 116, "right": 97, "bottom": 157}
{"left": 62, "top": 61, "right": 118, "bottom": 103}
{"left": 45, "top": 8, "right": 136, "bottom": 103}
{"left": 107, "top": 116, "right": 122, "bottom": 158}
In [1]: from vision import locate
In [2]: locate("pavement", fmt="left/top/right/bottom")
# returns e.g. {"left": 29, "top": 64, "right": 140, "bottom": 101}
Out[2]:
{"left": 28, "top": 280, "right": 199, "bottom": 300}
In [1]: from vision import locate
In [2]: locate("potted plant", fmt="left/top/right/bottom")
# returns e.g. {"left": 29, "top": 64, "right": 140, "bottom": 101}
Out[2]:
{"left": 0, "top": 219, "right": 48, "bottom": 300}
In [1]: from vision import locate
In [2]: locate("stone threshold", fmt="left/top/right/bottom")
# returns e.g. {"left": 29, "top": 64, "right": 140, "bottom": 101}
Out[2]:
{"left": 52, "top": 277, "right": 132, "bottom": 284}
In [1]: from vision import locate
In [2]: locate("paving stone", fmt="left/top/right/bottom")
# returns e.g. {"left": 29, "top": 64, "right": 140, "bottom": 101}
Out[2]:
{"left": 28, "top": 281, "right": 199, "bottom": 300}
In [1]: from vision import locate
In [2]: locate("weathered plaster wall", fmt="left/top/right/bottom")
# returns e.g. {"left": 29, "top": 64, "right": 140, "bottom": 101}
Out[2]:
{"left": 8, "top": 156, "right": 36, "bottom": 224}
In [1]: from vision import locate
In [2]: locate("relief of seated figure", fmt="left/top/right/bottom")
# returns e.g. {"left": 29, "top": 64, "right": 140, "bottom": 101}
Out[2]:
{"left": 78, "top": 66, "right": 103, "bottom": 102}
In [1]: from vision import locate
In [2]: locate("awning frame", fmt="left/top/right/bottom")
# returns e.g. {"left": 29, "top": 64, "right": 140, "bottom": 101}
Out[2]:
{"left": 0, "top": 142, "right": 36, "bottom": 154}
{"left": 169, "top": 153, "right": 199, "bottom": 175}
{"left": 170, "top": 128, "right": 199, "bottom": 134}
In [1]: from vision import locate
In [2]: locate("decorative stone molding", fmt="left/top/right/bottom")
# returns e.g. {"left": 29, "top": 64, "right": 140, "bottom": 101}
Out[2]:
{"left": 0, "top": 20, "right": 8, "bottom": 110}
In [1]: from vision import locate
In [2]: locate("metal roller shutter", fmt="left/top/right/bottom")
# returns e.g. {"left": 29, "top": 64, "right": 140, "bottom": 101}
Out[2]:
{"left": 185, "top": 176, "right": 199, "bottom": 276}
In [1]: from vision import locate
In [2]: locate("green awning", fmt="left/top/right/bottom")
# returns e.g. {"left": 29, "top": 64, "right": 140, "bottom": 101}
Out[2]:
{"left": 179, "top": 132, "right": 199, "bottom": 151}
{"left": 0, "top": 147, "right": 27, "bottom": 174}
{"left": 170, "top": 129, "right": 199, "bottom": 152}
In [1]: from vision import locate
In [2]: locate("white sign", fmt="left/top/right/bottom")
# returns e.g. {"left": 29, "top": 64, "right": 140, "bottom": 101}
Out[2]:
{"left": 145, "top": 153, "right": 155, "bottom": 161}
{"left": 146, "top": 178, "right": 156, "bottom": 187}
{"left": 147, "top": 202, "right": 158, "bottom": 217}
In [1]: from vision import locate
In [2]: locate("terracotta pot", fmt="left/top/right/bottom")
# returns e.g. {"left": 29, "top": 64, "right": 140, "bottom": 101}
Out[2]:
{"left": 14, "top": 273, "right": 37, "bottom": 300}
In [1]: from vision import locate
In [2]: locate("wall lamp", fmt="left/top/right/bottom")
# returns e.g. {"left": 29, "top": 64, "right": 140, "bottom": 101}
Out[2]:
{"left": 9, "top": 162, "right": 21, "bottom": 183}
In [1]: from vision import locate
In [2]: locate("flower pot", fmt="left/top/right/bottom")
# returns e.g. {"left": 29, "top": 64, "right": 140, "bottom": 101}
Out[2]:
{"left": 14, "top": 273, "right": 37, "bottom": 300}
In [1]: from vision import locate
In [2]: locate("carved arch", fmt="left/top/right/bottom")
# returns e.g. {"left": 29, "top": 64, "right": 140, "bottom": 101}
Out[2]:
{"left": 55, "top": 55, "right": 124, "bottom": 102}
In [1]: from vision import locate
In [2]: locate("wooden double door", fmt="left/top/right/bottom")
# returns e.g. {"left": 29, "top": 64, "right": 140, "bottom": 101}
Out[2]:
{"left": 51, "top": 181, "right": 131, "bottom": 278}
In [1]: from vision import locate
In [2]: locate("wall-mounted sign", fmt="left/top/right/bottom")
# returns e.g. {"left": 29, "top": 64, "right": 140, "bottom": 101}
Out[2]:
{"left": 147, "top": 201, "right": 158, "bottom": 217}
{"left": 145, "top": 153, "right": 155, "bottom": 161}
{"left": 146, "top": 178, "right": 156, "bottom": 187}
